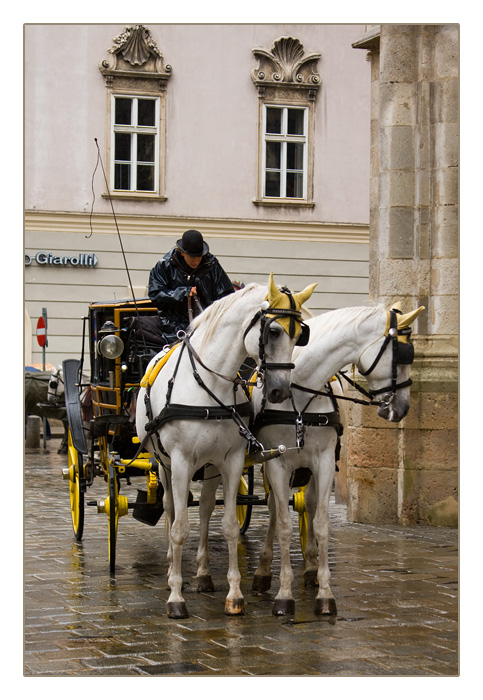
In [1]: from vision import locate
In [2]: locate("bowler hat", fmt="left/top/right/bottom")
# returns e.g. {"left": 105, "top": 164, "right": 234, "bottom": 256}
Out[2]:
{"left": 176, "top": 230, "right": 209, "bottom": 257}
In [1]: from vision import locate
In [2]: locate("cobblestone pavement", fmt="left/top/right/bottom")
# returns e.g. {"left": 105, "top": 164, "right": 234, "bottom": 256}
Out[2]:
{"left": 24, "top": 438, "right": 459, "bottom": 677}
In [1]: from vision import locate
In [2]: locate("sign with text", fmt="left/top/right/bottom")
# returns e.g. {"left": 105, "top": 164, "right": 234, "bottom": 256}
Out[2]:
{"left": 25, "top": 252, "right": 98, "bottom": 267}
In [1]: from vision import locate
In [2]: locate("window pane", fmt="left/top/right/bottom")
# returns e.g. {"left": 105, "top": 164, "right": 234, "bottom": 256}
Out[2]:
{"left": 287, "top": 109, "right": 304, "bottom": 135}
{"left": 266, "top": 141, "right": 281, "bottom": 169}
{"left": 287, "top": 142, "right": 304, "bottom": 170}
{"left": 115, "top": 98, "right": 132, "bottom": 125}
{"left": 137, "top": 164, "right": 155, "bottom": 191}
{"left": 115, "top": 132, "right": 131, "bottom": 161}
{"left": 138, "top": 99, "right": 156, "bottom": 126}
{"left": 286, "top": 171, "right": 304, "bottom": 198}
{"left": 265, "top": 171, "right": 281, "bottom": 197}
{"left": 137, "top": 134, "right": 155, "bottom": 162}
{"left": 266, "top": 107, "right": 282, "bottom": 134}
{"left": 114, "top": 163, "right": 131, "bottom": 190}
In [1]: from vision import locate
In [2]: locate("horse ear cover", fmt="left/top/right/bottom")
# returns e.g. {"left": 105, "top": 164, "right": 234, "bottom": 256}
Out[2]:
{"left": 265, "top": 272, "right": 317, "bottom": 336}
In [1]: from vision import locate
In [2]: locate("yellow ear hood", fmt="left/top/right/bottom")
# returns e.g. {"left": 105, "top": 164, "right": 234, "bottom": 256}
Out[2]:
{"left": 265, "top": 272, "right": 317, "bottom": 336}
{"left": 397, "top": 306, "right": 425, "bottom": 329}
{"left": 385, "top": 305, "right": 426, "bottom": 334}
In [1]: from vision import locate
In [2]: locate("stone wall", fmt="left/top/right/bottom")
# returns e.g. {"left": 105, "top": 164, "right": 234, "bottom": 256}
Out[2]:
{"left": 341, "top": 24, "right": 459, "bottom": 526}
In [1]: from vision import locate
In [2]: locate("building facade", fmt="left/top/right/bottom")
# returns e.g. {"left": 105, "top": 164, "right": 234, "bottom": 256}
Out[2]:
{"left": 340, "top": 24, "right": 459, "bottom": 527}
{"left": 24, "top": 23, "right": 371, "bottom": 368}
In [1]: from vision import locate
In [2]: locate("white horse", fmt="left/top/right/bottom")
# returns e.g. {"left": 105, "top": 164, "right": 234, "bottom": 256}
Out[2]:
{"left": 135, "top": 274, "right": 316, "bottom": 619}
{"left": 250, "top": 302, "right": 424, "bottom": 616}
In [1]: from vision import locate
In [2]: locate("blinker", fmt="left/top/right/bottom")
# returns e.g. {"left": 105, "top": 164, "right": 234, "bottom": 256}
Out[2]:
{"left": 296, "top": 323, "right": 310, "bottom": 346}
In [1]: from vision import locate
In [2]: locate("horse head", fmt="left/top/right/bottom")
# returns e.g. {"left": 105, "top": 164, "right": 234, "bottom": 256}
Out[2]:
{"left": 244, "top": 273, "right": 317, "bottom": 403}
{"left": 359, "top": 303, "right": 425, "bottom": 422}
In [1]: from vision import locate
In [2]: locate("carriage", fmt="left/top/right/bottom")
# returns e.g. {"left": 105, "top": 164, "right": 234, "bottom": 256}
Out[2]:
{"left": 62, "top": 295, "right": 302, "bottom": 574}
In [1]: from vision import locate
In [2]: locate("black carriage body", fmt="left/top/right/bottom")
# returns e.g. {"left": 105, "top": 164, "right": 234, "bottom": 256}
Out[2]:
{"left": 87, "top": 298, "right": 161, "bottom": 460}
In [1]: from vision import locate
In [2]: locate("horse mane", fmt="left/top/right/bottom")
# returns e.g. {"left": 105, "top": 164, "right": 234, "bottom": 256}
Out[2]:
{"left": 293, "top": 303, "right": 386, "bottom": 358}
{"left": 189, "top": 283, "right": 263, "bottom": 349}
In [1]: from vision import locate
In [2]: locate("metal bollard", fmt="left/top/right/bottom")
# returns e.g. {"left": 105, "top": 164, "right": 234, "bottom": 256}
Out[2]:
{"left": 25, "top": 415, "right": 41, "bottom": 448}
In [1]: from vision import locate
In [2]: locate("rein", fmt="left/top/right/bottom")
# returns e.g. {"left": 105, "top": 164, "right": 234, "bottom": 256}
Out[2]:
{"left": 141, "top": 296, "right": 304, "bottom": 455}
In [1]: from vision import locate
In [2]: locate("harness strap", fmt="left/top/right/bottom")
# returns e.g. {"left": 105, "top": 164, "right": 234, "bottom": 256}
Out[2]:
{"left": 145, "top": 401, "right": 253, "bottom": 434}
{"left": 253, "top": 408, "right": 343, "bottom": 434}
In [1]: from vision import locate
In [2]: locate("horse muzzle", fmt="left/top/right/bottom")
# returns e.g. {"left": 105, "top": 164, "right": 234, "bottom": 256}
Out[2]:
{"left": 377, "top": 393, "right": 409, "bottom": 422}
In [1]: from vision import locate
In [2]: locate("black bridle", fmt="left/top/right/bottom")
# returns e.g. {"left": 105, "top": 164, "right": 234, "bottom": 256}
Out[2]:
{"left": 243, "top": 288, "right": 310, "bottom": 376}
{"left": 358, "top": 309, "right": 414, "bottom": 398}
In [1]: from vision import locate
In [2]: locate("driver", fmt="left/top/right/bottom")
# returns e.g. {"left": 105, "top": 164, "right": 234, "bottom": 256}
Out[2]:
{"left": 148, "top": 230, "right": 235, "bottom": 345}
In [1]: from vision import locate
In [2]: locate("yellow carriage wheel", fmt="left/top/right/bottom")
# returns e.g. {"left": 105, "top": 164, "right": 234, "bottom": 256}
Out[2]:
{"left": 107, "top": 463, "right": 119, "bottom": 573}
{"left": 237, "top": 466, "right": 254, "bottom": 534}
{"left": 293, "top": 486, "right": 308, "bottom": 559}
{"left": 67, "top": 429, "right": 84, "bottom": 541}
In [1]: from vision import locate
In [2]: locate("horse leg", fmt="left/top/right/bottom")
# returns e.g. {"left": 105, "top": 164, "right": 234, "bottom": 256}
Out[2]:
{"left": 196, "top": 469, "right": 221, "bottom": 592}
{"left": 165, "top": 456, "right": 192, "bottom": 619}
{"left": 303, "top": 477, "right": 319, "bottom": 587}
{"left": 269, "top": 464, "right": 295, "bottom": 616}
{"left": 312, "top": 462, "right": 337, "bottom": 616}
{"left": 221, "top": 461, "right": 245, "bottom": 615}
{"left": 252, "top": 488, "right": 276, "bottom": 593}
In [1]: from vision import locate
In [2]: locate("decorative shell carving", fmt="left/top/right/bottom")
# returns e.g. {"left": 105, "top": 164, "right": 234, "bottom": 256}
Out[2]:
{"left": 251, "top": 36, "right": 321, "bottom": 88}
{"left": 109, "top": 25, "right": 162, "bottom": 66}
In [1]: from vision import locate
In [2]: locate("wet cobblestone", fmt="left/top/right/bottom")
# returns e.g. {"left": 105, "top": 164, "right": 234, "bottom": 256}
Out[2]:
{"left": 24, "top": 438, "right": 459, "bottom": 677}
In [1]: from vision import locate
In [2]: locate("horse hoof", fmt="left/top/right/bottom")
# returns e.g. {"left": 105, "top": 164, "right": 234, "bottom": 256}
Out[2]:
{"left": 197, "top": 575, "right": 215, "bottom": 592}
{"left": 166, "top": 601, "right": 190, "bottom": 619}
{"left": 272, "top": 598, "right": 295, "bottom": 616}
{"left": 303, "top": 570, "right": 318, "bottom": 587}
{"left": 314, "top": 598, "right": 337, "bottom": 616}
{"left": 224, "top": 598, "right": 245, "bottom": 615}
{"left": 252, "top": 574, "right": 272, "bottom": 593}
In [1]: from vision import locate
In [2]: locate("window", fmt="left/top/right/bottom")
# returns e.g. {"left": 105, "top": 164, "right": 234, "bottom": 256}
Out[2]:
{"left": 112, "top": 95, "right": 159, "bottom": 192}
{"left": 251, "top": 37, "right": 321, "bottom": 207}
{"left": 263, "top": 106, "right": 308, "bottom": 199}
{"left": 99, "top": 25, "right": 172, "bottom": 201}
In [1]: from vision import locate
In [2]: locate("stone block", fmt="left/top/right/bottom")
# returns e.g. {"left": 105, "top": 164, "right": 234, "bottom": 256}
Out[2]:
{"left": 380, "top": 125, "right": 415, "bottom": 170}
{"left": 431, "top": 77, "right": 459, "bottom": 124}
{"left": 434, "top": 122, "right": 459, "bottom": 168}
{"left": 401, "top": 391, "right": 458, "bottom": 431}
{"left": 387, "top": 208, "right": 415, "bottom": 258}
{"left": 430, "top": 258, "right": 459, "bottom": 295}
{"left": 433, "top": 205, "right": 459, "bottom": 258}
{"left": 379, "top": 82, "right": 416, "bottom": 127}
{"left": 379, "top": 170, "right": 415, "bottom": 209}
{"left": 433, "top": 25, "right": 459, "bottom": 80}
{"left": 380, "top": 25, "right": 419, "bottom": 83}
{"left": 430, "top": 294, "right": 459, "bottom": 335}
{"left": 402, "top": 427, "right": 458, "bottom": 471}
{"left": 347, "top": 426, "right": 398, "bottom": 469}
{"left": 433, "top": 165, "right": 459, "bottom": 208}
{"left": 379, "top": 259, "right": 417, "bottom": 295}
{"left": 347, "top": 466, "right": 398, "bottom": 524}
{"left": 399, "top": 468, "right": 458, "bottom": 525}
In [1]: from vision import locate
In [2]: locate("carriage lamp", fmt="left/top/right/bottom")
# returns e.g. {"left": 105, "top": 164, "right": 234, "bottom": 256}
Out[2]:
{"left": 98, "top": 321, "right": 124, "bottom": 360}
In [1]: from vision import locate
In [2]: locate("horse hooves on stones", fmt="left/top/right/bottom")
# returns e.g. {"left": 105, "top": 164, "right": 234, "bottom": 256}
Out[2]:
{"left": 166, "top": 601, "right": 190, "bottom": 619}
{"left": 303, "top": 570, "right": 318, "bottom": 587}
{"left": 252, "top": 574, "right": 272, "bottom": 593}
{"left": 314, "top": 597, "right": 337, "bottom": 616}
{"left": 224, "top": 598, "right": 245, "bottom": 616}
{"left": 197, "top": 575, "right": 215, "bottom": 592}
{"left": 272, "top": 598, "right": 295, "bottom": 616}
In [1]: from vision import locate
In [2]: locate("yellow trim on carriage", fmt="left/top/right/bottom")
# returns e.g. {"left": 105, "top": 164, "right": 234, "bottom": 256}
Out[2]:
{"left": 140, "top": 344, "right": 180, "bottom": 389}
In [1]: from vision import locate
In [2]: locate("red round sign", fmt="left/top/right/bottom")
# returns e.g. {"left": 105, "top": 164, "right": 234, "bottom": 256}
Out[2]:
{"left": 36, "top": 316, "right": 47, "bottom": 347}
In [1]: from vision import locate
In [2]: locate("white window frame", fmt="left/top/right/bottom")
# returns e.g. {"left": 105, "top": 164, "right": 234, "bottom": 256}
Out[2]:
{"left": 110, "top": 94, "right": 160, "bottom": 194}
{"left": 262, "top": 105, "right": 308, "bottom": 200}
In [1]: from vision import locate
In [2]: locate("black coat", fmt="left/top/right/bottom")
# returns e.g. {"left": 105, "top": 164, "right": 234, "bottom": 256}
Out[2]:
{"left": 148, "top": 247, "right": 234, "bottom": 343}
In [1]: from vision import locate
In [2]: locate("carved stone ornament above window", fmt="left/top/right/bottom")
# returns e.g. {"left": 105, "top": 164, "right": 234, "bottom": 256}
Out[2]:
{"left": 99, "top": 25, "right": 172, "bottom": 90}
{"left": 251, "top": 36, "right": 321, "bottom": 100}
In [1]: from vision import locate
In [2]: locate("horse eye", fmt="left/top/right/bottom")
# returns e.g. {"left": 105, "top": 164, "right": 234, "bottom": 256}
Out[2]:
{"left": 269, "top": 327, "right": 281, "bottom": 339}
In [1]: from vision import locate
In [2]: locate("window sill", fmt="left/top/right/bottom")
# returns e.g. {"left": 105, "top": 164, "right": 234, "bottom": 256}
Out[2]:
{"left": 253, "top": 198, "right": 315, "bottom": 208}
{"left": 102, "top": 191, "right": 167, "bottom": 202}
